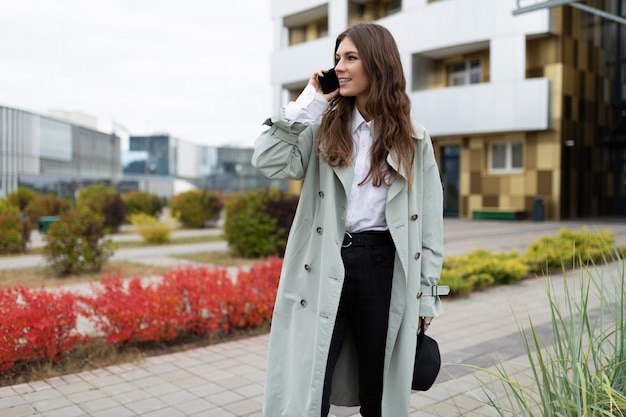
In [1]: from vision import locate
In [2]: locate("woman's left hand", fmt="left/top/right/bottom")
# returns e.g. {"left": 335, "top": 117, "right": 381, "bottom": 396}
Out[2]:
{"left": 420, "top": 317, "right": 433, "bottom": 332}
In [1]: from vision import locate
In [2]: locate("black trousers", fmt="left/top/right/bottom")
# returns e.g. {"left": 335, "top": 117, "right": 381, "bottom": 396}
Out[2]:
{"left": 321, "top": 232, "right": 395, "bottom": 417}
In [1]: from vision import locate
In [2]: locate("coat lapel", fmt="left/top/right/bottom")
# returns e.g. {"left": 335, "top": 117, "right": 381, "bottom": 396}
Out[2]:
{"left": 332, "top": 164, "right": 353, "bottom": 198}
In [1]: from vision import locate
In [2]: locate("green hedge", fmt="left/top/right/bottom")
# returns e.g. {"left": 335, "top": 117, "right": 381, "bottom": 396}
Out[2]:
{"left": 523, "top": 228, "right": 616, "bottom": 274}
{"left": 440, "top": 228, "right": 619, "bottom": 297}
{"left": 43, "top": 207, "right": 114, "bottom": 276}
{"left": 223, "top": 188, "right": 298, "bottom": 258}
{"left": 0, "top": 200, "right": 30, "bottom": 254}
{"left": 170, "top": 189, "right": 222, "bottom": 228}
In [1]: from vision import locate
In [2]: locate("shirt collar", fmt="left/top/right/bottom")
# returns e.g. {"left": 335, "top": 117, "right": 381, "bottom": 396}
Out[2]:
{"left": 351, "top": 106, "right": 373, "bottom": 135}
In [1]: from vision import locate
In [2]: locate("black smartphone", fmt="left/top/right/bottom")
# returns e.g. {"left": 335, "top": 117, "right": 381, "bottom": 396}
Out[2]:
{"left": 318, "top": 68, "right": 340, "bottom": 94}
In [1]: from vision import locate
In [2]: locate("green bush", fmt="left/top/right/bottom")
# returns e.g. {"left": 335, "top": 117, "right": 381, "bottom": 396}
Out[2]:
{"left": 523, "top": 228, "right": 616, "bottom": 274}
{"left": 24, "top": 194, "right": 70, "bottom": 230}
{"left": 170, "top": 189, "right": 222, "bottom": 228}
{"left": 440, "top": 249, "right": 529, "bottom": 296}
{"left": 129, "top": 213, "right": 176, "bottom": 244}
{"left": 224, "top": 188, "right": 298, "bottom": 258}
{"left": 122, "top": 191, "right": 163, "bottom": 220}
{"left": 0, "top": 200, "right": 30, "bottom": 254}
{"left": 76, "top": 185, "right": 126, "bottom": 233}
{"left": 43, "top": 207, "right": 114, "bottom": 276}
{"left": 6, "top": 187, "right": 38, "bottom": 212}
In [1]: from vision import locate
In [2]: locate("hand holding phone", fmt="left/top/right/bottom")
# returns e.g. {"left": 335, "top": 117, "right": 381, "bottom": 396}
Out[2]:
{"left": 318, "top": 68, "right": 340, "bottom": 94}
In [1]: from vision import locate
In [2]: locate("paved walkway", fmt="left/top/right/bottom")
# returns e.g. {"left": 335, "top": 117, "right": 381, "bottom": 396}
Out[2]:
{"left": 1, "top": 219, "right": 625, "bottom": 417}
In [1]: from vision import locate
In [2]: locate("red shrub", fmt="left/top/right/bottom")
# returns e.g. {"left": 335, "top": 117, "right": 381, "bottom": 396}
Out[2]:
{"left": 230, "top": 257, "right": 282, "bottom": 328}
{"left": 0, "top": 258, "right": 284, "bottom": 375}
{"left": 0, "top": 287, "right": 82, "bottom": 372}
{"left": 161, "top": 266, "right": 235, "bottom": 335}
{"left": 82, "top": 273, "right": 183, "bottom": 344}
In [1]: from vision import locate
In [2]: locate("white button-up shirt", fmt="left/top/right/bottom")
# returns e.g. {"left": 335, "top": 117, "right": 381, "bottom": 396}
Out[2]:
{"left": 284, "top": 85, "right": 388, "bottom": 233}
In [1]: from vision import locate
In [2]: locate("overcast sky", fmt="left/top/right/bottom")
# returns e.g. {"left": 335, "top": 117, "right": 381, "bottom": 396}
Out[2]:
{"left": 0, "top": 0, "right": 273, "bottom": 148}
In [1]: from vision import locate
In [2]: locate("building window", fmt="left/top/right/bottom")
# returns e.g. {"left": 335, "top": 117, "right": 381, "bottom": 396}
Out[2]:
{"left": 489, "top": 141, "right": 523, "bottom": 173}
{"left": 348, "top": 0, "right": 401, "bottom": 25}
{"left": 284, "top": 6, "right": 328, "bottom": 46}
{"left": 448, "top": 59, "right": 481, "bottom": 86}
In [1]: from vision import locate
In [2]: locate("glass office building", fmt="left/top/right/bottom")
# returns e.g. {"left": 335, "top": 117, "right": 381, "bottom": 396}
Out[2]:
{"left": 0, "top": 106, "right": 121, "bottom": 199}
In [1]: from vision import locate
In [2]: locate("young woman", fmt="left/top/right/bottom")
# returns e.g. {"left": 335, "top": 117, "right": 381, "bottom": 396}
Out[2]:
{"left": 252, "top": 22, "right": 445, "bottom": 417}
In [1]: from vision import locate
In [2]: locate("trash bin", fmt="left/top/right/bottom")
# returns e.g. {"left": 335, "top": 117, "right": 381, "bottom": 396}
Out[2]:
{"left": 38, "top": 216, "right": 59, "bottom": 233}
{"left": 532, "top": 197, "right": 544, "bottom": 222}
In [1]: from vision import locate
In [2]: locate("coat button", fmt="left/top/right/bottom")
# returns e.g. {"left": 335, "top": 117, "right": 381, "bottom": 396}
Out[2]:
{"left": 318, "top": 191, "right": 324, "bottom": 198}
{"left": 304, "top": 264, "right": 311, "bottom": 271}
{"left": 416, "top": 292, "right": 423, "bottom": 299}
{"left": 300, "top": 299, "right": 308, "bottom": 307}
{"left": 316, "top": 227, "right": 323, "bottom": 235}
{"left": 414, "top": 252, "right": 421, "bottom": 260}
{"left": 411, "top": 214, "right": 418, "bottom": 221}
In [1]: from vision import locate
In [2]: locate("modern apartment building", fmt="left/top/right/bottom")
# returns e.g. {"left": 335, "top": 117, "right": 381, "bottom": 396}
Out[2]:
{"left": 269, "top": 0, "right": 626, "bottom": 219}
{"left": 0, "top": 105, "right": 122, "bottom": 199}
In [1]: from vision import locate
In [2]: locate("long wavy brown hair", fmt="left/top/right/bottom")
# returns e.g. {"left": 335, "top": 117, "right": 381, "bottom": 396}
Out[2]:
{"left": 317, "top": 23, "right": 415, "bottom": 188}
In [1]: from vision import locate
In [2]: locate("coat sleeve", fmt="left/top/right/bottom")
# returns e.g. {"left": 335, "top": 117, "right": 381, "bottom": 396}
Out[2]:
{"left": 251, "top": 108, "right": 317, "bottom": 180}
{"left": 418, "top": 129, "right": 445, "bottom": 318}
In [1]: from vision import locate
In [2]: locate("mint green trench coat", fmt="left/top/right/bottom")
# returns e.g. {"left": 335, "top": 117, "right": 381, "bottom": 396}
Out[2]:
{"left": 252, "top": 109, "right": 445, "bottom": 417}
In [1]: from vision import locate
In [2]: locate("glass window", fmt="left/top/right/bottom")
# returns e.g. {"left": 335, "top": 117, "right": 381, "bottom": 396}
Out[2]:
{"left": 491, "top": 143, "right": 507, "bottom": 170}
{"left": 511, "top": 143, "right": 523, "bottom": 169}
{"left": 40, "top": 117, "right": 72, "bottom": 161}
{"left": 448, "top": 59, "right": 481, "bottom": 86}
{"left": 489, "top": 141, "right": 523, "bottom": 173}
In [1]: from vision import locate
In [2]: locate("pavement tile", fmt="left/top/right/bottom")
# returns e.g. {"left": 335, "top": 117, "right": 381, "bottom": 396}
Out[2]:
{"left": 39, "top": 404, "right": 84, "bottom": 417}
{"left": 142, "top": 382, "right": 182, "bottom": 397}
{"left": 132, "top": 375, "right": 169, "bottom": 389}
{"left": 174, "top": 397, "right": 217, "bottom": 415}
{"left": 158, "top": 390, "right": 198, "bottom": 406}
{"left": 233, "top": 383, "right": 264, "bottom": 398}
{"left": 100, "top": 382, "right": 136, "bottom": 396}
{"left": 223, "top": 398, "right": 263, "bottom": 416}
{"left": 0, "top": 386, "right": 17, "bottom": 398}
{"left": 31, "top": 396, "right": 74, "bottom": 413}
{"left": 44, "top": 377, "right": 67, "bottom": 389}
{"left": 2, "top": 403, "right": 37, "bottom": 417}
{"left": 110, "top": 388, "right": 153, "bottom": 404}
{"left": 192, "top": 408, "right": 236, "bottom": 417}
{"left": 120, "top": 368, "right": 153, "bottom": 381}
{"left": 21, "top": 388, "right": 60, "bottom": 403}
{"left": 125, "top": 397, "right": 168, "bottom": 414}
{"left": 90, "top": 405, "right": 136, "bottom": 417}
{"left": 79, "top": 396, "right": 122, "bottom": 414}
{"left": 88, "top": 374, "right": 126, "bottom": 389}
{"left": 173, "top": 375, "right": 212, "bottom": 390}
{"left": 56, "top": 381, "right": 94, "bottom": 396}
{"left": 215, "top": 376, "right": 251, "bottom": 390}
{"left": 206, "top": 390, "right": 244, "bottom": 406}
{"left": 11, "top": 383, "right": 33, "bottom": 395}
{"left": 143, "top": 406, "right": 186, "bottom": 417}
{"left": 27, "top": 380, "right": 51, "bottom": 391}
{"left": 65, "top": 387, "right": 107, "bottom": 404}
{"left": 0, "top": 394, "right": 27, "bottom": 408}
{"left": 187, "top": 382, "right": 227, "bottom": 398}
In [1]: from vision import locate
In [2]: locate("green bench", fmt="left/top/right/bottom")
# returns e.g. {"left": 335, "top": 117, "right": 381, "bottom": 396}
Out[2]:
{"left": 472, "top": 210, "right": 526, "bottom": 221}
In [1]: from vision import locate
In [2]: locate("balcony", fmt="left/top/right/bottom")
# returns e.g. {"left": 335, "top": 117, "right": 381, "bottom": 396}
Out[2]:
{"left": 410, "top": 78, "right": 550, "bottom": 136}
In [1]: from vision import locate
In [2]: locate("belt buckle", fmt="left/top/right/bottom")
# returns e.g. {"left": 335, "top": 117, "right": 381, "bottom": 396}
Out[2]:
{"left": 342, "top": 232, "right": 353, "bottom": 248}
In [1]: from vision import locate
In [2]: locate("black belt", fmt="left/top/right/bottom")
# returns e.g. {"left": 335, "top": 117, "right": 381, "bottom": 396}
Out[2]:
{"left": 342, "top": 231, "right": 392, "bottom": 248}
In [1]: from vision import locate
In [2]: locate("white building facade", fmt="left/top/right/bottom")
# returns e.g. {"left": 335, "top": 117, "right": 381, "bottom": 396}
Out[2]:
{"left": 268, "top": 0, "right": 626, "bottom": 220}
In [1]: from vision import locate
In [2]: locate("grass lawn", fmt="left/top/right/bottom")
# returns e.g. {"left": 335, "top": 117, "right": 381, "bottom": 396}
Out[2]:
{"left": 0, "top": 261, "right": 171, "bottom": 288}
{"left": 173, "top": 250, "right": 260, "bottom": 267}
